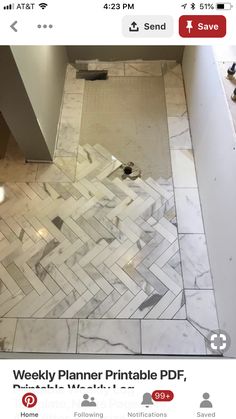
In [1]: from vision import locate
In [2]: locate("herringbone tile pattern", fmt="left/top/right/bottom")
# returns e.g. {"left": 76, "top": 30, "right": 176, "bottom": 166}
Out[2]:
{"left": 0, "top": 143, "right": 184, "bottom": 320}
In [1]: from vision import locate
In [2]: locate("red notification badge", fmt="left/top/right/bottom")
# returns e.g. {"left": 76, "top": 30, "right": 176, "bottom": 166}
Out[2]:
{"left": 152, "top": 390, "right": 174, "bottom": 402}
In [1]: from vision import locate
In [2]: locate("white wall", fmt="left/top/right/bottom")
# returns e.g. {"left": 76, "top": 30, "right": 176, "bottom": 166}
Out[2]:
{"left": 182, "top": 46, "right": 236, "bottom": 357}
{"left": 11, "top": 46, "right": 67, "bottom": 157}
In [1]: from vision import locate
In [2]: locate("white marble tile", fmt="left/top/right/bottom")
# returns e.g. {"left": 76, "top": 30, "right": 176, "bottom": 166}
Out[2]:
{"left": 171, "top": 150, "right": 197, "bottom": 188}
{"left": 0, "top": 318, "right": 17, "bottom": 351}
{"left": 180, "top": 234, "right": 213, "bottom": 289}
{"left": 175, "top": 188, "right": 204, "bottom": 233}
{"left": 105, "top": 239, "right": 133, "bottom": 268}
{"left": 125, "top": 61, "right": 162, "bottom": 77}
{"left": 89, "top": 290, "right": 120, "bottom": 318}
{"left": 153, "top": 222, "right": 176, "bottom": 244}
{"left": 77, "top": 319, "right": 141, "bottom": 354}
{"left": 61, "top": 93, "right": 84, "bottom": 120}
{"left": 88, "top": 61, "right": 125, "bottom": 76}
{"left": 145, "top": 178, "right": 173, "bottom": 200}
{"left": 150, "top": 264, "right": 182, "bottom": 296}
{"left": 185, "top": 290, "right": 219, "bottom": 337}
{"left": 0, "top": 161, "right": 38, "bottom": 182}
{"left": 160, "top": 291, "right": 186, "bottom": 319}
{"left": 0, "top": 293, "right": 24, "bottom": 317}
{"left": 36, "top": 157, "right": 77, "bottom": 182}
{"left": 96, "top": 264, "right": 128, "bottom": 295}
{"left": 110, "top": 264, "right": 140, "bottom": 295}
{"left": 60, "top": 290, "right": 93, "bottom": 318}
{"left": 117, "top": 290, "right": 149, "bottom": 318}
{"left": 13, "top": 319, "right": 78, "bottom": 353}
{"left": 165, "top": 88, "right": 187, "bottom": 117}
{"left": 155, "top": 239, "right": 180, "bottom": 268}
{"left": 55, "top": 122, "right": 80, "bottom": 157}
{"left": 168, "top": 117, "right": 192, "bottom": 149}
{"left": 103, "top": 290, "right": 134, "bottom": 318}
{"left": 64, "top": 65, "right": 85, "bottom": 94}
{"left": 141, "top": 320, "right": 206, "bottom": 354}
{"left": 55, "top": 93, "right": 84, "bottom": 157}
{"left": 163, "top": 63, "right": 184, "bottom": 88}
{"left": 173, "top": 304, "right": 187, "bottom": 320}
{"left": 145, "top": 290, "right": 176, "bottom": 319}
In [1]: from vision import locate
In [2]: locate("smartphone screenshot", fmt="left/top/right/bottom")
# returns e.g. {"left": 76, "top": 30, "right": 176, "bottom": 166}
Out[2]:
{"left": 0, "top": 1, "right": 235, "bottom": 417}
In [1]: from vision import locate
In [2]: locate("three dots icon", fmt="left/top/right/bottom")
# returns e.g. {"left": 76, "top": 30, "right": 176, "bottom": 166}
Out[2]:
{"left": 37, "top": 24, "right": 53, "bottom": 29}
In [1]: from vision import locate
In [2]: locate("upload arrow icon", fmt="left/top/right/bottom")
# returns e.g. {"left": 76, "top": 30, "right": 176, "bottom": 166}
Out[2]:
{"left": 129, "top": 21, "right": 139, "bottom": 32}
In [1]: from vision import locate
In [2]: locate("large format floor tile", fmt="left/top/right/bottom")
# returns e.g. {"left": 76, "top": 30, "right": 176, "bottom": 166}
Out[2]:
{"left": 88, "top": 61, "right": 125, "bottom": 76}
{"left": 13, "top": 319, "right": 78, "bottom": 353}
{"left": 171, "top": 150, "right": 197, "bottom": 188}
{"left": 125, "top": 61, "right": 162, "bottom": 77}
{"left": 175, "top": 188, "right": 204, "bottom": 234}
{"left": 77, "top": 319, "right": 141, "bottom": 354}
{"left": 168, "top": 116, "right": 192, "bottom": 150}
{"left": 141, "top": 320, "right": 206, "bottom": 355}
{"left": 185, "top": 290, "right": 219, "bottom": 338}
{"left": 0, "top": 318, "right": 17, "bottom": 351}
{"left": 180, "top": 234, "right": 212, "bottom": 289}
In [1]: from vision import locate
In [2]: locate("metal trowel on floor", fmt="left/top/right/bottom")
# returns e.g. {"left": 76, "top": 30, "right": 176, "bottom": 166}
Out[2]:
{"left": 75, "top": 60, "right": 108, "bottom": 80}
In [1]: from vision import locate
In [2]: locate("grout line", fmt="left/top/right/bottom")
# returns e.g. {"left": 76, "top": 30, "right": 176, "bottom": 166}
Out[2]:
{"left": 75, "top": 318, "right": 79, "bottom": 354}
{"left": 12, "top": 317, "right": 19, "bottom": 352}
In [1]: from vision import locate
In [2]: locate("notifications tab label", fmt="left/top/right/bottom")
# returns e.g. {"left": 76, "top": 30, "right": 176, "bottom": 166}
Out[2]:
{"left": 179, "top": 15, "right": 226, "bottom": 37}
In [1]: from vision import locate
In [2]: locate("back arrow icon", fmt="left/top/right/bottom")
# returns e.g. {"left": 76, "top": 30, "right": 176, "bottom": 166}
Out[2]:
{"left": 10, "top": 21, "right": 18, "bottom": 32}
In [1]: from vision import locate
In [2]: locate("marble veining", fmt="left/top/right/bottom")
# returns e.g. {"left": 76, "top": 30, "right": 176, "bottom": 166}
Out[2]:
{"left": 141, "top": 320, "right": 207, "bottom": 355}
{"left": 185, "top": 290, "right": 219, "bottom": 338}
{"left": 175, "top": 189, "right": 204, "bottom": 234}
{"left": 180, "top": 234, "right": 213, "bottom": 289}
{"left": 77, "top": 319, "right": 141, "bottom": 354}
{"left": 13, "top": 319, "right": 78, "bottom": 353}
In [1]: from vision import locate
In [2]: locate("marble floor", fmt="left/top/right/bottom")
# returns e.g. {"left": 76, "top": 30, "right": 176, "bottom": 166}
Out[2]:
{"left": 0, "top": 61, "right": 219, "bottom": 355}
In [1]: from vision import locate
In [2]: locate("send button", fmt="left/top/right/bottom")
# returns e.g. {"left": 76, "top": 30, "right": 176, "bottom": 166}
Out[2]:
{"left": 123, "top": 16, "right": 173, "bottom": 37}
{"left": 144, "top": 23, "right": 167, "bottom": 31}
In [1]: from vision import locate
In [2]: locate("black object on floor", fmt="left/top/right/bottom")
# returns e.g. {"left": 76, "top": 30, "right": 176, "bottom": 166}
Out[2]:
{"left": 124, "top": 166, "right": 133, "bottom": 175}
{"left": 76, "top": 70, "right": 108, "bottom": 81}
{"left": 227, "top": 62, "right": 236, "bottom": 78}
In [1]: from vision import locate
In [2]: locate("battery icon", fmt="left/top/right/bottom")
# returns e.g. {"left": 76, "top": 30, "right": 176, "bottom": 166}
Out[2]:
{"left": 216, "top": 3, "right": 233, "bottom": 9}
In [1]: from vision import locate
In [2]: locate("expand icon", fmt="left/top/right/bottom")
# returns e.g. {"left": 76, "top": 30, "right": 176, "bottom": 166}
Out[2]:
{"left": 206, "top": 330, "right": 231, "bottom": 354}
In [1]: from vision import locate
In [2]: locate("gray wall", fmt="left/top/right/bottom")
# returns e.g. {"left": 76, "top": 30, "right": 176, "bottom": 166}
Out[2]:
{"left": 66, "top": 46, "right": 184, "bottom": 63}
{"left": 0, "top": 112, "right": 10, "bottom": 159}
{"left": 11, "top": 46, "right": 68, "bottom": 159}
{"left": 0, "top": 46, "right": 52, "bottom": 161}
{"left": 182, "top": 46, "right": 236, "bottom": 358}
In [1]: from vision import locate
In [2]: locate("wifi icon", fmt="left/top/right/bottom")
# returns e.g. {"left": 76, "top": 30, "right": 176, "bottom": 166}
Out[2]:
{"left": 39, "top": 2, "right": 48, "bottom": 9}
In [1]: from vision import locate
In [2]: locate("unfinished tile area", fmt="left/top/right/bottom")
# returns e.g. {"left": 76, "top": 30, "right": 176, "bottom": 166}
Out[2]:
{"left": 0, "top": 61, "right": 219, "bottom": 355}
{"left": 80, "top": 76, "right": 171, "bottom": 180}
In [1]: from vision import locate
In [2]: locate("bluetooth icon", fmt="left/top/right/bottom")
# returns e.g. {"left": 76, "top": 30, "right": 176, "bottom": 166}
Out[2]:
{"left": 191, "top": 3, "right": 196, "bottom": 9}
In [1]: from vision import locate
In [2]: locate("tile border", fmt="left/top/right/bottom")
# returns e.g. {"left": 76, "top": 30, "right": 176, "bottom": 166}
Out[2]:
{"left": 163, "top": 63, "right": 219, "bottom": 341}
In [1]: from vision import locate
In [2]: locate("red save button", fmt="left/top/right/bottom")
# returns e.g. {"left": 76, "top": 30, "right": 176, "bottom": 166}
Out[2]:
{"left": 179, "top": 15, "right": 226, "bottom": 37}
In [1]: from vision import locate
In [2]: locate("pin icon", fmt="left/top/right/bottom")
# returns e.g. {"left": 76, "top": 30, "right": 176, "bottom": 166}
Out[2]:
{"left": 186, "top": 20, "right": 193, "bottom": 33}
